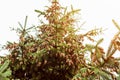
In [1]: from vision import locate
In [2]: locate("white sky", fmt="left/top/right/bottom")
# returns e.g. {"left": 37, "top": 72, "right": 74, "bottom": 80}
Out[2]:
{"left": 0, "top": 0, "right": 119, "bottom": 56}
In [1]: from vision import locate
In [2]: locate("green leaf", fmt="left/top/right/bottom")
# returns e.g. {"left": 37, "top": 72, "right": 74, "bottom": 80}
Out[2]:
{"left": 0, "top": 60, "right": 11, "bottom": 80}
{"left": 112, "top": 19, "right": 120, "bottom": 31}
{"left": 0, "top": 75, "right": 9, "bottom": 80}
{"left": 35, "top": 10, "right": 45, "bottom": 17}
{"left": 24, "top": 16, "right": 28, "bottom": 29}
{"left": 80, "top": 68, "right": 87, "bottom": 73}
{"left": 18, "top": 22, "right": 23, "bottom": 30}
{"left": 1, "top": 68, "right": 11, "bottom": 77}
{"left": 99, "top": 71, "right": 110, "bottom": 80}
{"left": 96, "top": 38, "right": 103, "bottom": 46}
{"left": 63, "top": 7, "right": 67, "bottom": 15}
{"left": 0, "top": 60, "right": 9, "bottom": 73}
{"left": 26, "top": 26, "right": 35, "bottom": 31}
{"left": 85, "top": 44, "right": 95, "bottom": 51}
{"left": 94, "top": 68, "right": 99, "bottom": 74}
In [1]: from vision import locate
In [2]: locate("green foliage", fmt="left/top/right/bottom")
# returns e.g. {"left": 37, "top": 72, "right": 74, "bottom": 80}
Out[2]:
{"left": 0, "top": 59, "right": 11, "bottom": 80}
{"left": 0, "top": 0, "right": 119, "bottom": 80}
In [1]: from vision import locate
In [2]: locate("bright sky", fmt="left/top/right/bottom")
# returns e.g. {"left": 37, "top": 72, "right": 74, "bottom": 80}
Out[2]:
{"left": 0, "top": 0, "right": 119, "bottom": 56}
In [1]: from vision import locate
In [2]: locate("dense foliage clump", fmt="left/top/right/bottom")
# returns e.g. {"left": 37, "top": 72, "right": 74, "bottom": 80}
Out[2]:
{"left": 0, "top": 0, "right": 120, "bottom": 80}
